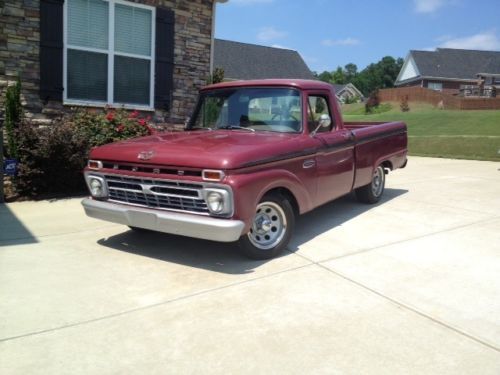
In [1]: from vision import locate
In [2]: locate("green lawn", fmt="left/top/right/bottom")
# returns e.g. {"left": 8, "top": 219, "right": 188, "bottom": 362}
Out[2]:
{"left": 342, "top": 102, "right": 500, "bottom": 161}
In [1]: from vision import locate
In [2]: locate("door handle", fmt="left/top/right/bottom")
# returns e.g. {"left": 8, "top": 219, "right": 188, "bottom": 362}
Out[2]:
{"left": 303, "top": 159, "right": 316, "bottom": 169}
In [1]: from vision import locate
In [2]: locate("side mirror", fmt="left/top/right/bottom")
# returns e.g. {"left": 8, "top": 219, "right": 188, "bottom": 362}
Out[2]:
{"left": 310, "top": 114, "right": 331, "bottom": 136}
{"left": 318, "top": 114, "right": 331, "bottom": 128}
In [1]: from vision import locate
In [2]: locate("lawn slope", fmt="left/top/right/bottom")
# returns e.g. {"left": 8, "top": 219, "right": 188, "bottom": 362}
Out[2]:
{"left": 342, "top": 102, "right": 500, "bottom": 161}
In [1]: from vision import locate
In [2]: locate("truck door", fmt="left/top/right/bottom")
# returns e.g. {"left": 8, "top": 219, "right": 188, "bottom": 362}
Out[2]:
{"left": 307, "top": 93, "right": 355, "bottom": 206}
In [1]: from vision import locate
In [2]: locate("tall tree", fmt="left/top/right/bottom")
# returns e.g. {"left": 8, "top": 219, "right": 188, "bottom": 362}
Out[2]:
{"left": 332, "top": 66, "right": 346, "bottom": 84}
{"left": 344, "top": 63, "right": 358, "bottom": 82}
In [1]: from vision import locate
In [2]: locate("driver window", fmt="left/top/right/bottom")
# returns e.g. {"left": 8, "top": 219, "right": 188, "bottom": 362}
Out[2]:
{"left": 307, "top": 96, "right": 332, "bottom": 133}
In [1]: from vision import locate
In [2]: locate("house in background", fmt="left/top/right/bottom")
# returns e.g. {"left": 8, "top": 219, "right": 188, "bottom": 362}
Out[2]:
{"left": 332, "top": 83, "right": 364, "bottom": 103}
{"left": 213, "top": 39, "right": 314, "bottom": 80}
{"left": 0, "top": 0, "right": 227, "bottom": 125}
{"left": 395, "top": 48, "right": 500, "bottom": 96}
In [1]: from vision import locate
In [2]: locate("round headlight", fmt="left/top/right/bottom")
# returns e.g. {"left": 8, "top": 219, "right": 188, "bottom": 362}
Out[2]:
{"left": 90, "top": 178, "right": 103, "bottom": 196}
{"left": 206, "top": 191, "right": 224, "bottom": 213}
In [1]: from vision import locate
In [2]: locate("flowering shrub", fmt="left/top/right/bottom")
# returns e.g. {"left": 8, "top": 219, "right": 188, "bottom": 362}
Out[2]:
{"left": 72, "top": 107, "right": 153, "bottom": 148}
{"left": 13, "top": 108, "right": 154, "bottom": 198}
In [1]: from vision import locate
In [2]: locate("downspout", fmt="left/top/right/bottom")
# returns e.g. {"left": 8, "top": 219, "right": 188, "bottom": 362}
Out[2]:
{"left": 210, "top": 0, "right": 228, "bottom": 74}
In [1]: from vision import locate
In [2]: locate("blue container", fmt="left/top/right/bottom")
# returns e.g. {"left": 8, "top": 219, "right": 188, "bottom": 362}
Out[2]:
{"left": 4, "top": 158, "right": 18, "bottom": 176}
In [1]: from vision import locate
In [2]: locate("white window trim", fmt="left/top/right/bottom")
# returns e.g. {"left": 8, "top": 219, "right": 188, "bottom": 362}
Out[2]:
{"left": 428, "top": 82, "right": 443, "bottom": 91}
{"left": 63, "top": 0, "right": 156, "bottom": 110}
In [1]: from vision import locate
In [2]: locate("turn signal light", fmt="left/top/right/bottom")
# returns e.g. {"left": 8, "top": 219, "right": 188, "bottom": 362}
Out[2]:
{"left": 202, "top": 169, "right": 225, "bottom": 181}
{"left": 88, "top": 160, "right": 103, "bottom": 170}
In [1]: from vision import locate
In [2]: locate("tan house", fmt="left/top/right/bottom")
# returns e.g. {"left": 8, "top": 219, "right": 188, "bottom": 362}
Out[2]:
{"left": 332, "top": 83, "right": 364, "bottom": 103}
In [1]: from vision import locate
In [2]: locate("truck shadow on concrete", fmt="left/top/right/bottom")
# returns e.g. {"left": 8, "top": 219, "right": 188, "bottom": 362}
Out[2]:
{"left": 97, "top": 188, "right": 407, "bottom": 274}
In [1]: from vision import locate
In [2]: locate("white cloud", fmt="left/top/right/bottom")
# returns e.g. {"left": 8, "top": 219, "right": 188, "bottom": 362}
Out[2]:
{"left": 231, "top": 0, "right": 273, "bottom": 5}
{"left": 321, "top": 37, "right": 360, "bottom": 47}
{"left": 439, "top": 31, "right": 500, "bottom": 50}
{"left": 257, "top": 27, "right": 287, "bottom": 41}
{"left": 414, "top": 0, "right": 446, "bottom": 13}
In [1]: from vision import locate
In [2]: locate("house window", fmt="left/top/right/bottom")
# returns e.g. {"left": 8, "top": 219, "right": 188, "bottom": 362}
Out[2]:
{"left": 64, "top": 0, "right": 155, "bottom": 108}
{"left": 428, "top": 82, "right": 443, "bottom": 91}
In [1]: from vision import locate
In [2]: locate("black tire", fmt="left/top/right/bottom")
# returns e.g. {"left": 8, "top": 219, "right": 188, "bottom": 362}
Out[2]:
{"left": 355, "top": 165, "right": 386, "bottom": 204}
{"left": 238, "top": 193, "right": 295, "bottom": 260}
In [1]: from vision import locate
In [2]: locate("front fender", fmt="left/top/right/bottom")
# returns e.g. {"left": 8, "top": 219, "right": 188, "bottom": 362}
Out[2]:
{"left": 226, "top": 169, "right": 313, "bottom": 230}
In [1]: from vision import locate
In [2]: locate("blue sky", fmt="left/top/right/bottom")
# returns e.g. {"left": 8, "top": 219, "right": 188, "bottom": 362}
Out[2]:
{"left": 215, "top": 0, "right": 500, "bottom": 72}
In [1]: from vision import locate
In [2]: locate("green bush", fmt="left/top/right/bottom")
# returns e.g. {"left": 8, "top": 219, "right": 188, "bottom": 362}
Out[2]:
{"left": 365, "top": 90, "right": 380, "bottom": 114}
{"left": 14, "top": 108, "right": 153, "bottom": 198}
{"left": 15, "top": 120, "right": 88, "bottom": 197}
{"left": 4, "top": 77, "right": 22, "bottom": 158}
{"left": 344, "top": 95, "right": 360, "bottom": 105}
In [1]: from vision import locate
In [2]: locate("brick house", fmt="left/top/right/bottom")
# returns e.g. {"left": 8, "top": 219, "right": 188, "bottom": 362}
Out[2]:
{"left": 0, "top": 0, "right": 227, "bottom": 125}
{"left": 395, "top": 48, "right": 500, "bottom": 95}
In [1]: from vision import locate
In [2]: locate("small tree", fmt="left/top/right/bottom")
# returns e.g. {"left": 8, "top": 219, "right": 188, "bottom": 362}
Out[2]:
{"left": 206, "top": 67, "right": 224, "bottom": 85}
{"left": 365, "top": 89, "right": 380, "bottom": 114}
{"left": 4, "top": 77, "right": 22, "bottom": 158}
{"left": 400, "top": 95, "right": 410, "bottom": 112}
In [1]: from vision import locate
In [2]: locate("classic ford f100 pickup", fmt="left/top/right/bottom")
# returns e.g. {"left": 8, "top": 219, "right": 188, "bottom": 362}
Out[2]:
{"left": 82, "top": 79, "right": 407, "bottom": 259}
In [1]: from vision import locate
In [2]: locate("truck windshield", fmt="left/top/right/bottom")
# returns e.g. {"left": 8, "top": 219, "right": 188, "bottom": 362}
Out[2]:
{"left": 188, "top": 88, "right": 302, "bottom": 133}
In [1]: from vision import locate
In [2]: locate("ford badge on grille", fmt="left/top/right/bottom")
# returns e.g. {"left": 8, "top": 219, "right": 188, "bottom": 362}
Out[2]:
{"left": 138, "top": 151, "right": 155, "bottom": 160}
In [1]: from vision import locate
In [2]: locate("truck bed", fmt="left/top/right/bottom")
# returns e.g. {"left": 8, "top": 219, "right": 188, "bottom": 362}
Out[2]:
{"left": 344, "top": 121, "right": 408, "bottom": 189}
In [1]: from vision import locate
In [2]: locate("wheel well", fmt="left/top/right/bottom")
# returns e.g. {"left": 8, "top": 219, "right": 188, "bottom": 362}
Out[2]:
{"left": 263, "top": 187, "right": 299, "bottom": 217}
{"left": 381, "top": 160, "right": 393, "bottom": 171}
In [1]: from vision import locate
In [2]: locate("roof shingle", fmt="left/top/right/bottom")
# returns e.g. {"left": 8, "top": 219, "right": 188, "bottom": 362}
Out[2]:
{"left": 214, "top": 39, "right": 314, "bottom": 80}
{"left": 409, "top": 48, "right": 500, "bottom": 80}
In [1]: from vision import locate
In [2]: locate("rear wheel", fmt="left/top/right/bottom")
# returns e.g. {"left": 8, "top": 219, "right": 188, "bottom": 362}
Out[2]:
{"left": 238, "top": 193, "right": 295, "bottom": 260}
{"left": 355, "top": 165, "right": 386, "bottom": 204}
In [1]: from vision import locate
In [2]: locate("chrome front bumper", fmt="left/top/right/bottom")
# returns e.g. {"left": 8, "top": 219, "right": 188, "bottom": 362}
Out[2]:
{"left": 82, "top": 198, "right": 245, "bottom": 242}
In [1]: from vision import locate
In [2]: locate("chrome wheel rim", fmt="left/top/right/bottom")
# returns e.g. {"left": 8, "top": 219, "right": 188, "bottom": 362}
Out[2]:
{"left": 371, "top": 166, "right": 385, "bottom": 197}
{"left": 248, "top": 201, "right": 287, "bottom": 250}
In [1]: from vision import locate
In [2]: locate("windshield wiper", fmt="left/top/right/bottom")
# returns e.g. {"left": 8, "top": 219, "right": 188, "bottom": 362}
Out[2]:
{"left": 218, "top": 125, "right": 255, "bottom": 132}
{"left": 188, "top": 127, "right": 212, "bottom": 131}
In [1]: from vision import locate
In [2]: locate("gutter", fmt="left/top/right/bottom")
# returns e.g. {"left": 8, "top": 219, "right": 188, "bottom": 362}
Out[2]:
{"left": 395, "top": 76, "right": 479, "bottom": 86}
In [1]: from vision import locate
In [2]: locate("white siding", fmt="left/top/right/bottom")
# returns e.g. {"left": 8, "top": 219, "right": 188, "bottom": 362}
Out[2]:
{"left": 399, "top": 56, "right": 419, "bottom": 81}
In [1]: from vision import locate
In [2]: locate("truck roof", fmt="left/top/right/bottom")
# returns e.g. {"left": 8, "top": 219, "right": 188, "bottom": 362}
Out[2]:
{"left": 201, "top": 79, "right": 333, "bottom": 91}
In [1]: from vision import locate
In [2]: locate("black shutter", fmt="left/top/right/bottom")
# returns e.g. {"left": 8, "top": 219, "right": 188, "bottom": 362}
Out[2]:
{"left": 155, "top": 7, "right": 175, "bottom": 110}
{"left": 39, "top": 0, "right": 64, "bottom": 101}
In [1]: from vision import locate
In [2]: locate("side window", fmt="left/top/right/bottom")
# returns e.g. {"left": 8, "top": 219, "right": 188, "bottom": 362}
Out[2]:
{"left": 307, "top": 95, "right": 333, "bottom": 133}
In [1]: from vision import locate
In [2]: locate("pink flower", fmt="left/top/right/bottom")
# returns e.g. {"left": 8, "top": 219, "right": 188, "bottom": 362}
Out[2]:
{"left": 116, "top": 124, "right": 125, "bottom": 132}
{"left": 106, "top": 112, "right": 115, "bottom": 122}
{"left": 129, "top": 110, "right": 139, "bottom": 119}
{"left": 138, "top": 119, "right": 147, "bottom": 126}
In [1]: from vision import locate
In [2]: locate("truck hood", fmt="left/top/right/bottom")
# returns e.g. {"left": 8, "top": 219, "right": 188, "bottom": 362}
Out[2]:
{"left": 89, "top": 130, "right": 305, "bottom": 170}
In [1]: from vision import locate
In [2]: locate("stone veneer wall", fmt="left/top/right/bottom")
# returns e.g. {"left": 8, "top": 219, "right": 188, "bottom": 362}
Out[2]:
{"left": 0, "top": 0, "right": 214, "bottom": 125}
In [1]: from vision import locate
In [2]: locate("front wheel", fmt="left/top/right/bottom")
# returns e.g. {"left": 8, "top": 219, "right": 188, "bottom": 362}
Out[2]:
{"left": 238, "top": 193, "right": 295, "bottom": 260}
{"left": 355, "top": 165, "right": 386, "bottom": 204}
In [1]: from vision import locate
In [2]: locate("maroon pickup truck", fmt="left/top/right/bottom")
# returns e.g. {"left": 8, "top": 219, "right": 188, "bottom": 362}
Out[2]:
{"left": 82, "top": 79, "right": 407, "bottom": 259}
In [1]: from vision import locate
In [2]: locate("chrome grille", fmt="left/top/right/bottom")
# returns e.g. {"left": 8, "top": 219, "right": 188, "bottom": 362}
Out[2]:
{"left": 104, "top": 175, "right": 208, "bottom": 214}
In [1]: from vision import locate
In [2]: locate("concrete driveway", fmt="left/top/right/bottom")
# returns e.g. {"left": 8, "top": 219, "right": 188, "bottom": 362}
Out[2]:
{"left": 1, "top": 156, "right": 499, "bottom": 374}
